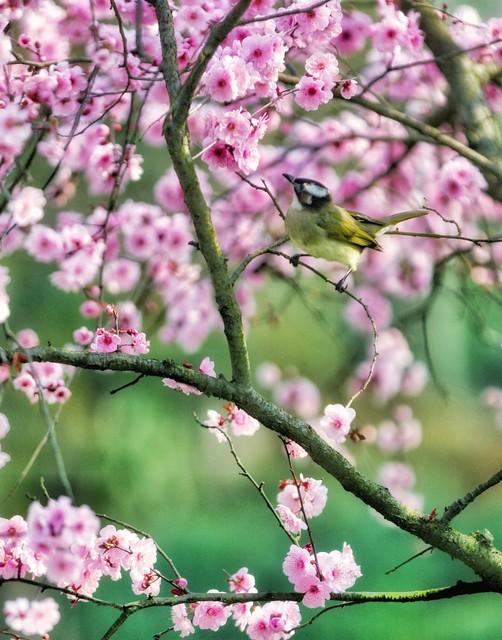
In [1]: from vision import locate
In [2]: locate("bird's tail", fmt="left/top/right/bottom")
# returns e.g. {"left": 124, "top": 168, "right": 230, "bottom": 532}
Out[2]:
{"left": 380, "top": 209, "right": 429, "bottom": 227}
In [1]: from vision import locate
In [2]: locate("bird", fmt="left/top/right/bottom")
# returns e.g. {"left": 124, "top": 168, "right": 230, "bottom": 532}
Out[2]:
{"left": 282, "top": 173, "right": 429, "bottom": 290}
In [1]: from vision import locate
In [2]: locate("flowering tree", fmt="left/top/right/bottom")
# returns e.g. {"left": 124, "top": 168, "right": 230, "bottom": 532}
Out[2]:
{"left": 0, "top": 0, "right": 502, "bottom": 637}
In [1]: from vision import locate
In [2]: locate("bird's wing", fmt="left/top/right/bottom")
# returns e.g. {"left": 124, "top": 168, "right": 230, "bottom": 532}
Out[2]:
{"left": 317, "top": 206, "right": 382, "bottom": 250}
{"left": 347, "top": 209, "right": 388, "bottom": 236}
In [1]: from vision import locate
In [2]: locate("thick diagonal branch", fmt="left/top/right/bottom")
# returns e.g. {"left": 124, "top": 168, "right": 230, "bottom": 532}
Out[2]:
{"left": 5, "top": 347, "right": 502, "bottom": 590}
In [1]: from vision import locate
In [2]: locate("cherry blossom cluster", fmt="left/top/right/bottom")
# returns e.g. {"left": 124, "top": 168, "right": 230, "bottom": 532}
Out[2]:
{"left": 89, "top": 326, "right": 150, "bottom": 354}
{"left": 204, "top": 401, "right": 261, "bottom": 438}
{"left": 13, "top": 361, "right": 72, "bottom": 405}
{"left": 0, "top": 497, "right": 363, "bottom": 638}
{"left": 0, "top": 497, "right": 160, "bottom": 613}
{"left": 171, "top": 566, "right": 302, "bottom": 639}
{"left": 0, "top": 0, "right": 499, "bottom": 371}
{"left": 3, "top": 597, "right": 60, "bottom": 637}
{"left": 283, "top": 543, "right": 361, "bottom": 608}
{"left": 276, "top": 475, "right": 327, "bottom": 534}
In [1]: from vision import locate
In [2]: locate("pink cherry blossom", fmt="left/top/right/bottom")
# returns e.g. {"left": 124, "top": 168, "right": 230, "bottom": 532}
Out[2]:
{"left": 228, "top": 407, "right": 260, "bottom": 437}
{"left": 334, "top": 11, "right": 371, "bottom": 53}
{"left": 317, "top": 544, "right": 362, "bottom": 592}
{"left": 378, "top": 462, "right": 416, "bottom": 492}
{"left": 256, "top": 362, "right": 282, "bottom": 388}
{"left": 172, "top": 604, "right": 195, "bottom": 637}
{"left": 278, "top": 476, "right": 328, "bottom": 518}
{"left": 90, "top": 328, "right": 122, "bottom": 353}
{"left": 305, "top": 53, "right": 339, "bottom": 83}
{"left": 4, "top": 598, "right": 60, "bottom": 636}
{"left": 198, "top": 357, "right": 216, "bottom": 377}
{"left": 296, "top": 574, "right": 331, "bottom": 608}
{"left": 80, "top": 300, "right": 102, "bottom": 318}
{"left": 282, "top": 545, "right": 315, "bottom": 589}
{"left": 0, "top": 414, "right": 10, "bottom": 439}
{"left": 295, "top": 76, "right": 333, "bottom": 111}
{"left": 0, "top": 266, "right": 10, "bottom": 323}
{"left": 273, "top": 377, "right": 321, "bottom": 420}
{"left": 247, "top": 601, "right": 301, "bottom": 640}
{"left": 319, "top": 404, "right": 356, "bottom": 445}
{"left": 73, "top": 326, "right": 94, "bottom": 346}
{"left": 120, "top": 329, "right": 150, "bottom": 355}
{"left": 16, "top": 329, "right": 39, "bottom": 348}
{"left": 228, "top": 567, "right": 256, "bottom": 593}
{"left": 193, "top": 599, "right": 231, "bottom": 631}
{"left": 0, "top": 515, "right": 27, "bottom": 545}
{"left": 0, "top": 446, "right": 11, "bottom": 469}
{"left": 7, "top": 186, "right": 46, "bottom": 227}
{"left": 340, "top": 78, "right": 360, "bottom": 99}
{"left": 276, "top": 505, "right": 307, "bottom": 535}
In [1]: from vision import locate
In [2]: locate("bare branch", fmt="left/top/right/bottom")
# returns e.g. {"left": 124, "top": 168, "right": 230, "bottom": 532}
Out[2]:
{"left": 442, "top": 468, "right": 502, "bottom": 524}
{"left": 197, "top": 418, "right": 297, "bottom": 544}
{"left": 239, "top": 0, "right": 332, "bottom": 26}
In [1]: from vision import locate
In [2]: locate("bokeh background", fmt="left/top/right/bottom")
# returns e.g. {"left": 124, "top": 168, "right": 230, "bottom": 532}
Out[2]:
{"left": 2, "top": 0, "right": 502, "bottom": 638}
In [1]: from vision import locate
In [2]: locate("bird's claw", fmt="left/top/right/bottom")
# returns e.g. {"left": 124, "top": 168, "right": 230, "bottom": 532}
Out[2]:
{"left": 335, "top": 279, "right": 347, "bottom": 293}
{"left": 289, "top": 254, "right": 301, "bottom": 267}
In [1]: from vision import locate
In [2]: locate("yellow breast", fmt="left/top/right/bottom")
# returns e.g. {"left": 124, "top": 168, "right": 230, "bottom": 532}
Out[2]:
{"left": 285, "top": 205, "right": 363, "bottom": 271}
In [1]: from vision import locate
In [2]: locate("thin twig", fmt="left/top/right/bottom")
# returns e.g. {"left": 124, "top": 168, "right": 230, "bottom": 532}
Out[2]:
{"left": 196, "top": 417, "right": 297, "bottom": 544}
{"left": 282, "top": 439, "right": 321, "bottom": 577}
{"left": 3, "top": 323, "right": 74, "bottom": 499}
{"left": 96, "top": 512, "right": 182, "bottom": 578}
{"left": 239, "top": 0, "right": 333, "bottom": 26}
{"left": 388, "top": 230, "right": 502, "bottom": 245}
{"left": 230, "top": 238, "right": 288, "bottom": 285}
{"left": 236, "top": 173, "right": 286, "bottom": 219}
{"left": 109, "top": 373, "right": 145, "bottom": 395}
{"left": 262, "top": 251, "right": 379, "bottom": 404}
{"left": 442, "top": 468, "right": 502, "bottom": 523}
{"left": 385, "top": 546, "right": 433, "bottom": 575}
{"left": 0, "top": 576, "right": 122, "bottom": 608}
{"left": 344, "top": 289, "right": 379, "bottom": 408}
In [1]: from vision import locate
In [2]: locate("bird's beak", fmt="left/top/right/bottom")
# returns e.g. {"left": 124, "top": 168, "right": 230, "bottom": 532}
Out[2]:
{"left": 282, "top": 173, "right": 296, "bottom": 184}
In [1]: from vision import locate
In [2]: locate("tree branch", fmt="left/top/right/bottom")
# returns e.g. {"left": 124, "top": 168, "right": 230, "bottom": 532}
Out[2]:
{"left": 150, "top": 1, "right": 252, "bottom": 384}
{"left": 401, "top": 0, "right": 502, "bottom": 198}
{"left": 442, "top": 468, "right": 502, "bottom": 524}
{"left": 171, "top": 0, "right": 252, "bottom": 124}
{"left": 278, "top": 73, "right": 502, "bottom": 200}
{"left": 402, "top": 1, "right": 502, "bottom": 163}
{"left": 4, "top": 346, "right": 502, "bottom": 590}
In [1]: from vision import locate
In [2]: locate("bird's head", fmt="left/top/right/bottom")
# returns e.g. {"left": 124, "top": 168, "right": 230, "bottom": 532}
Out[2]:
{"left": 283, "top": 174, "right": 331, "bottom": 209}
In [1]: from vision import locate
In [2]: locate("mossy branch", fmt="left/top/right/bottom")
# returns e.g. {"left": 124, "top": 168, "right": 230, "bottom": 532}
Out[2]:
{"left": 4, "top": 346, "right": 502, "bottom": 591}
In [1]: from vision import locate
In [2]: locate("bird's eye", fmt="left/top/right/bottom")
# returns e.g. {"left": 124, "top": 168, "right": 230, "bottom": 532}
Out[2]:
{"left": 304, "top": 183, "right": 329, "bottom": 199}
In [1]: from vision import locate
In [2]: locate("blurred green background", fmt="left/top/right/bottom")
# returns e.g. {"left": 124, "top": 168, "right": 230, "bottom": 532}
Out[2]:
{"left": 2, "top": 0, "right": 502, "bottom": 636}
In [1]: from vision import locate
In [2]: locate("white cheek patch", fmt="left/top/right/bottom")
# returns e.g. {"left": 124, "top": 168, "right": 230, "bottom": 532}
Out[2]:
{"left": 305, "top": 183, "right": 329, "bottom": 199}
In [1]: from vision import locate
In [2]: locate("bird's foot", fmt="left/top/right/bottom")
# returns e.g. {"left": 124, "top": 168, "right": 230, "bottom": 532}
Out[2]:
{"left": 335, "top": 278, "right": 348, "bottom": 293}
{"left": 289, "top": 254, "right": 302, "bottom": 267}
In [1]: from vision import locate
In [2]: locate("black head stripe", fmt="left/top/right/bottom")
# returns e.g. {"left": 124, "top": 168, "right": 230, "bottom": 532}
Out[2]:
{"left": 304, "top": 182, "right": 329, "bottom": 199}
{"left": 293, "top": 177, "right": 331, "bottom": 207}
